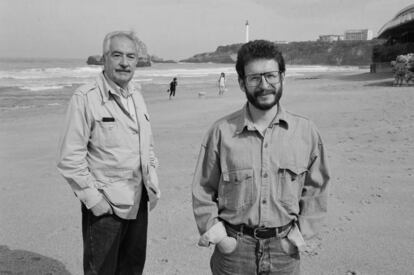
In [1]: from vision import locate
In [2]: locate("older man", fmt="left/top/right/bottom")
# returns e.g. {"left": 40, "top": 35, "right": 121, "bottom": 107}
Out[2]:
{"left": 57, "top": 31, "right": 160, "bottom": 275}
{"left": 192, "top": 40, "right": 330, "bottom": 274}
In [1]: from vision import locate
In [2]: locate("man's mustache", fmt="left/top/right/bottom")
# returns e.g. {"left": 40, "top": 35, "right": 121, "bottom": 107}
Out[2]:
{"left": 254, "top": 89, "right": 276, "bottom": 96}
{"left": 115, "top": 69, "right": 131, "bottom": 73}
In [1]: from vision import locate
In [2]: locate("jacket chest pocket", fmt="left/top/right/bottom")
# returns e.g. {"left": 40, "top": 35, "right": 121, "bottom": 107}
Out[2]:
{"left": 278, "top": 166, "right": 307, "bottom": 213}
{"left": 94, "top": 121, "right": 121, "bottom": 148}
{"left": 218, "top": 169, "right": 255, "bottom": 211}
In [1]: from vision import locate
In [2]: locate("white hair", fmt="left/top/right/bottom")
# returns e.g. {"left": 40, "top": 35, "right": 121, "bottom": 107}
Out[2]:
{"left": 102, "top": 31, "right": 140, "bottom": 56}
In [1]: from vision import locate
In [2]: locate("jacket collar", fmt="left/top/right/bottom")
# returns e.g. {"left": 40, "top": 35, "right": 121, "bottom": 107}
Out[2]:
{"left": 235, "top": 103, "right": 289, "bottom": 134}
{"left": 97, "top": 72, "right": 136, "bottom": 103}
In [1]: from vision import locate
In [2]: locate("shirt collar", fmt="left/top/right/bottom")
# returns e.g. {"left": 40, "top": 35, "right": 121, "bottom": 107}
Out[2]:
{"left": 97, "top": 71, "right": 135, "bottom": 103}
{"left": 235, "top": 103, "right": 289, "bottom": 134}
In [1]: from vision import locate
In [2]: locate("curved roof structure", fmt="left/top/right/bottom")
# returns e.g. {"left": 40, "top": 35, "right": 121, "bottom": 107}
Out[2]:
{"left": 377, "top": 4, "right": 414, "bottom": 41}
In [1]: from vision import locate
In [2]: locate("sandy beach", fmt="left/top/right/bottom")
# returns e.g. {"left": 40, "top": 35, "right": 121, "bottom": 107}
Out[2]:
{"left": 1, "top": 69, "right": 414, "bottom": 274}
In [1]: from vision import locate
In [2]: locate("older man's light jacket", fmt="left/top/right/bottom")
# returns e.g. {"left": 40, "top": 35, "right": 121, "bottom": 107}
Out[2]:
{"left": 57, "top": 73, "right": 160, "bottom": 219}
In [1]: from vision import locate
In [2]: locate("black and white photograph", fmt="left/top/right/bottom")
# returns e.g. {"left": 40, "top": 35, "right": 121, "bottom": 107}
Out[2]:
{"left": 1, "top": 1, "right": 414, "bottom": 274}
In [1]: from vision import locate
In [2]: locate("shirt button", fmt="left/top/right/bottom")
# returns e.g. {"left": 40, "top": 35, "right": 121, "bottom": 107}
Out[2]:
{"left": 262, "top": 199, "right": 267, "bottom": 204}
{"left": 264, "top": 143, "right": 268, "bottom": 148}
{"left": 263, "top": 173, "right": 268, "bottom": 178}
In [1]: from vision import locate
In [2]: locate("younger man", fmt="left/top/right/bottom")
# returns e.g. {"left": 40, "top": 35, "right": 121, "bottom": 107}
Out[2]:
{"left": 192, "top": 40, "right": 330, "bottom": 274}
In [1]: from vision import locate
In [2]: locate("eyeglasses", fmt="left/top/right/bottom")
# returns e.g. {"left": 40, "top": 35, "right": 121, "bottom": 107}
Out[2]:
{"left": 245, "top": 71, "right": 281, "bottom": 87}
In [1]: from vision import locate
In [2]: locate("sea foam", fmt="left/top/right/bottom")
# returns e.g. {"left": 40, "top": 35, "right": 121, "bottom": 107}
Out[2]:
{"left": 0, "top": 60, "right": 360, "bottom": 93}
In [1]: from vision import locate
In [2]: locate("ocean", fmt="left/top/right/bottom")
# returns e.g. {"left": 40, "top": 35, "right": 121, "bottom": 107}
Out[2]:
{"left": 0, "top": 58, "right": 359, "bottom": 110}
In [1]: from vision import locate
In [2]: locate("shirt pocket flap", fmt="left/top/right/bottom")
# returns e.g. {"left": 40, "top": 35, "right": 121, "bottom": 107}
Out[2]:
{"left": 279, "top": 165, "right": 308, "bottom": 176}
{"left": 222, "top": 169, "right": 253, "bottom": 184}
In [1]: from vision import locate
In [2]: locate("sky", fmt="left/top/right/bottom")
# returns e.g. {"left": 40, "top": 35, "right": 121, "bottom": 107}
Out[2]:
{"left": 1, "top": 0, "right": 413, "bottom": 60}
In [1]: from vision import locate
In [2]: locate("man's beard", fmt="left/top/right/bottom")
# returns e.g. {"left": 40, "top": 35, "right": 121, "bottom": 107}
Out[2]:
{"left": 245, "top": 84, "right": 283, "bottom": 110}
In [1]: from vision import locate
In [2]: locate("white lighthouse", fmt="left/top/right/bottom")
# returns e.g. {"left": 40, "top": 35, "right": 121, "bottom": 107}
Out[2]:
{"left": 245, "top": 20, "right": 249, "bottom": 42}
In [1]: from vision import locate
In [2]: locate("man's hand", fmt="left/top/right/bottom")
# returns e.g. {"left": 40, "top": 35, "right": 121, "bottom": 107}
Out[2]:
{"left": 217, "top": 236, "right": 237, "bottom": 254}
{"left": 90, "top": 198, "right": 113, "bottom": 217}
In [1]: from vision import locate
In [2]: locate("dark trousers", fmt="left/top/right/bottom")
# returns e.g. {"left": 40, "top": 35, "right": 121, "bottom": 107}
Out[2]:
{"left": 81, "top": 190, "right": 148, "bottom": 275}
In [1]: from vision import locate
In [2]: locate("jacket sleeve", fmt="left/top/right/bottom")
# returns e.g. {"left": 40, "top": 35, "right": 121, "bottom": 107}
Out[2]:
{"left": 147, "top": 119, "right": 161, "bottom": 211}
{"left": 56, "top": 93, "right": 103, "bottom": 209}
{"left": 137, "top": 88, "right": 159, "bottom": 169}
{"left": 148, "top": 125, "right": 159, "bottom": 169}
{"left": 192, "top": 128, "right": 227, "bottom": 246}
{"left": 298, "top": 124, "right": 330, "bottom": 239}
{"left": 138, "top": 91, "right": 160, "bottom": 210}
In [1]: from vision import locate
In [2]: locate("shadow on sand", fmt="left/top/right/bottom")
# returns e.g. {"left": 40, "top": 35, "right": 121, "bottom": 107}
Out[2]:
{"left": 0, "top": 245, "right": 71, "bottom": 275}
{"left": 331, "top": 72, "right": 396, "bottom": 87}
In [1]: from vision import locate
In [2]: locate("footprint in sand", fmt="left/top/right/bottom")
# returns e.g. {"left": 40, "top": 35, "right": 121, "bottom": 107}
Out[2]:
{"left": 360, "top": 199, "right": 371, "bottom": 205}
{"left": 349, "top": 210, "right": 360, "bottom": 215}
{"left": 303, "top": 239, "right": 322, "bottom": 257}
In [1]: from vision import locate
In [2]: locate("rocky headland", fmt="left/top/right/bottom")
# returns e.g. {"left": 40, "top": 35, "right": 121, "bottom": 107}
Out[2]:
{"left": 181, "top": 40, "right": 383, "bottom": 65}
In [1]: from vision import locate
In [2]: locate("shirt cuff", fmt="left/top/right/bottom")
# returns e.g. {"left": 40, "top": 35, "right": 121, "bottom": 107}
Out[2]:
{"left": 73, "top": 186, "right": 103, "bottom": 209}
{"left": 298, "top": 214, "right": 324, "bottom": 240}
{"left": 287, "top": 222, "right": 306, "bottom": 251}
{"left": 198, "top": 221, "right": 227, "bottom": 247}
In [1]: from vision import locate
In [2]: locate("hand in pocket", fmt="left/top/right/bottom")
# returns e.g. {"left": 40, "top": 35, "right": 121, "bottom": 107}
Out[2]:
{"left": 217, "top": 236, "right": 237, "bottom": 254}
{"left": 90, "top": 198, "right": 113, "bottom": 217}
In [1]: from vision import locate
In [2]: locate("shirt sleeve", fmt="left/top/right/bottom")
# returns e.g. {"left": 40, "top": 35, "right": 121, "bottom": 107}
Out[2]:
{"left": 192, "top": 128, "right": 227, "bottom": 246}
{"left": 56, "top": 93, "right": 103, "bottom": 209}
{"left": 298, "top": 124, "right": 330, "bottom": 240}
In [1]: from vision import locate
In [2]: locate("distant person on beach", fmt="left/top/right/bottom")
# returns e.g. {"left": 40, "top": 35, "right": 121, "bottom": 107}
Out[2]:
{"left": 218, "top": 72, "right": 226, "bottom": 95}
{"left": 169, "top": 77, "right": 178, "bottom": 99}
{"left": 57, "top": 31, "right": 160, "bottom": 275}
{"left": 192, "top": 40, "right": 330, "bottom": 274}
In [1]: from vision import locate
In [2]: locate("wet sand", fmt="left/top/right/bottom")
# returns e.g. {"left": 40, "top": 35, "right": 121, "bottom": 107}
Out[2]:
{"left": 1, "top": 70, "right": 413, "bottom": 274}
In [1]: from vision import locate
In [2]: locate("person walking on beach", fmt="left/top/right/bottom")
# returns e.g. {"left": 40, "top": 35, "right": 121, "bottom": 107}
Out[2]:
{"left": 57, "top": 30, "right": 160, "bottom": 275}
{"left": 218, "top": 72, "right": 226, "bottom": 95}
{"left": 192, "top": 40, "right": 330, "bottom": 274}
{"left": 169, "top": 77, "right": 178, "bottom": 99}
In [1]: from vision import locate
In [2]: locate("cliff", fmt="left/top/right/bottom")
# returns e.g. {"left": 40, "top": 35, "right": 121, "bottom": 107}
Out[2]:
{"left": 150, "top": 55, "right": 177, "bottom": 63}
{"left": 180, "top": 44, "right": 240, "bottom": 63}
{"left": 181, "top": 40, "right": 383, "bottom": 66}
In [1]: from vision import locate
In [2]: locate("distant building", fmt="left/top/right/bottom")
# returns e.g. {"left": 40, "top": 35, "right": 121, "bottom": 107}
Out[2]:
{"left": 372, "top": 4, "right": 414, "bottom": 73}
{"left": 318, "top": 34, "right": 343, "bottom": 42}
{"left": 344, "top": 29, "right": 373, "bottom": 40}
{"left": 377, "top": 4, "right": 414, "bottom": 43}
